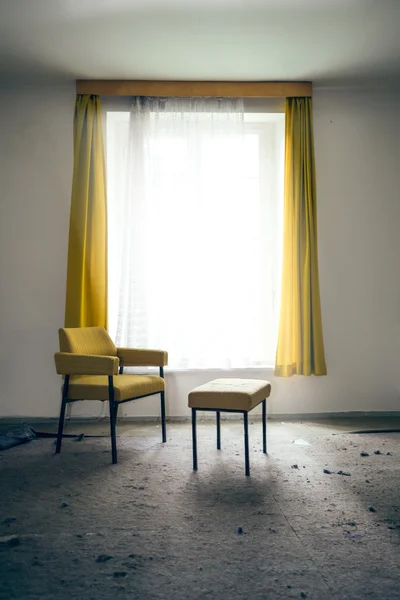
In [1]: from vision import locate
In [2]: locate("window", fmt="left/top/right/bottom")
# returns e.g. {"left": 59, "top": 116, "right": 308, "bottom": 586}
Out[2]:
{"left": 106, "top": 99, "right": 284, "bottom": 369}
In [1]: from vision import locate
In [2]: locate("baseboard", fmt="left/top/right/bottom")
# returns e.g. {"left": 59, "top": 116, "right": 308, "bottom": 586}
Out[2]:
{"left": 268, "top": 411, "right": 400, "bottom": 420}
{"left": 1, "top": 411, "right": 400, "bottom": 425}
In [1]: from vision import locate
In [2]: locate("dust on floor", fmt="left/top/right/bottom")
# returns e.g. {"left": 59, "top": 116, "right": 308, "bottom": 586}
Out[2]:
{"left": 0, "top": 419, "right": 399, "bottom": 600}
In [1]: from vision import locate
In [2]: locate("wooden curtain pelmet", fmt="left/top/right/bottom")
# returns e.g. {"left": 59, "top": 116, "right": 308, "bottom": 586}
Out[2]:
{"left": 76, "top": 80, "right": 312, "bottom": 98}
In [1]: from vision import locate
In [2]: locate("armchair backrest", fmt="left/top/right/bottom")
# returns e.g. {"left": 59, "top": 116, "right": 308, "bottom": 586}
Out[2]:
{"left": 59, "top": 327, "right": 117, "bottom": 357}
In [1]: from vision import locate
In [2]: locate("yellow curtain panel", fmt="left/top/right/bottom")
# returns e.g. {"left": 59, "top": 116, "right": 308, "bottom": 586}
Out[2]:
{"left": 64, "top": 95, "right": 108, "bottom": 328}
{"left": 275, "top": 97, "right": 327, "bottom": 377}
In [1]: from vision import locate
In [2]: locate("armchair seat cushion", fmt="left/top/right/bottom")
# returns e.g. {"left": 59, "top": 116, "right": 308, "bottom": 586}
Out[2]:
{"left": 66, "top": 374, "right": 165, "bottom": 402}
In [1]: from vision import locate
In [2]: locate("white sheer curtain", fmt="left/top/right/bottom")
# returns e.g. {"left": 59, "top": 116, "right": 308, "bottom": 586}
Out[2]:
{"left": 107, "top": 96, "right": 281, "bottom": 369}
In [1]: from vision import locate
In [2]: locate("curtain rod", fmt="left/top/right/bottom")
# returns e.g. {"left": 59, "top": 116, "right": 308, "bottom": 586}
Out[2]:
{"left": 76, "top": 80, "right": 312, "bottom": 98}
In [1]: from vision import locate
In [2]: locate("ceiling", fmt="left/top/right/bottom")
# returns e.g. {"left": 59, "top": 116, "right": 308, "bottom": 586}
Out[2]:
{"left": 0, "top": 0, "right": 399, "bottom": 84}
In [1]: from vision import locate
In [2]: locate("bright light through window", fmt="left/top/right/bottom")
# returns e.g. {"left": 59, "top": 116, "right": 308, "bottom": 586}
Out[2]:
{"left": 106, "top": 106, "right": 284, "bottom": 369}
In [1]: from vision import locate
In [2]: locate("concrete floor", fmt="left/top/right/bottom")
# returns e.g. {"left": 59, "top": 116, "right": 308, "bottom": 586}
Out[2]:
{"left": 0, "top": 418, "right": 400, "bottom": 599}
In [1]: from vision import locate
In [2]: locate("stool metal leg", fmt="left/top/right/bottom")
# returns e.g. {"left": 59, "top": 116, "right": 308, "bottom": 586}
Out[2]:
{"left": 216, "top": 410, "right": 221, "bottom": 450}
{"left": 160, "top": 391, "right": 167, "bottom": 443}
{"left": 192, "top": 408, "right": 198, "bottom": 471}
{"left": 243, "top": 411, "right": 250, "bottom": 476}
{"left": 262, "top": 399, "right": 267, "bottom": 454}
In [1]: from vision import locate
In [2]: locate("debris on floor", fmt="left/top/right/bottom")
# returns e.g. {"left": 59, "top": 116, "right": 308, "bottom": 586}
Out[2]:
{"left": 291, "top": 439, "right": 311, "bottom": 446}
{"left": 96, "top": 555, "right": 113, "bottom": 563}
{"left": 0, "top": 535, "right": 20, "bottom": 547}
{"left": 53, "top": 433, "right": 86, "bottom": 445}
{"left": 323, "top": 468, "right": 352, "bottom": 476}
{"left": 1, "top": 420, "right": 400, "bottom": 600}
{"left": 0, "top": 425, "right": 36, "bottom": 451}
{"left": 360, "top": 449, "right": 393, "bottom": 457}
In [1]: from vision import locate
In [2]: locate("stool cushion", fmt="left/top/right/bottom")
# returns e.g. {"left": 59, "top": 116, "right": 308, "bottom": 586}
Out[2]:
{"left": 188, "top": 378, "right": 271, "bottom": 412}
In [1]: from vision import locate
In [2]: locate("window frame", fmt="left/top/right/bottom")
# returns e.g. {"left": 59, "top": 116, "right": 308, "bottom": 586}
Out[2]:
{"left": 105, "top": 102, "right": 285, "bottom": 370}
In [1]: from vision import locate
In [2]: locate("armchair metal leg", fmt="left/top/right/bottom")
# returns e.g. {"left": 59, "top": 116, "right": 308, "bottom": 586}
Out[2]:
{"left": 55, "top": 375, "right": 69, "bottom": 454}
{"left": 108, "top": 376, "right": 118, "bottom": 464}
{"left": 109, "top": 401, "right": 117, "bottom": 464}
{"left": 216, "top": 410, "right": 221, "bottom": 450}
{"left": 160, "top": 391, "right": 166, "bottom": 443}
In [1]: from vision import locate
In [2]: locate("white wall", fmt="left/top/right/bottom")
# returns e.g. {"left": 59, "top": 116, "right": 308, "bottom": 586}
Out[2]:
{"left": 0, "top": 83, "right": 75, "bottom": 418}
{"left": 0, "top": 82, "right": 399, "bottom": 419}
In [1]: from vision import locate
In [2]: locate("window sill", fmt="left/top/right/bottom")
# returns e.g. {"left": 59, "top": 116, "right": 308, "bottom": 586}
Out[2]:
{"left": 164, "top": 366, "right": 275, "bottom": 374}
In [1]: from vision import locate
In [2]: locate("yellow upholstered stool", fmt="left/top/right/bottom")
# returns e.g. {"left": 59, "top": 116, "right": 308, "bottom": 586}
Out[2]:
{"left": 188, "top": 378, "right": 271, "bottom": 476}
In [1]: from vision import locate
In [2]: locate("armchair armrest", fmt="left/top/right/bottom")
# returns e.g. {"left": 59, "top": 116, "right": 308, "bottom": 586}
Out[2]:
{"left": 117, "top": 348, "right": 168, "bottom": 368}
{"left": 54, "top": 353, "right": 119, "bottom": 376}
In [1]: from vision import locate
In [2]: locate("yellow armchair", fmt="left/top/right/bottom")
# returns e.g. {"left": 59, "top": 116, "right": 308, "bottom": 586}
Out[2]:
{"left": 54, "top": 327, "right": 168, "bottom": 464}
